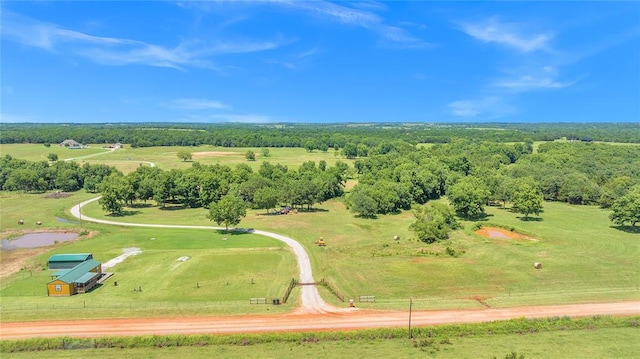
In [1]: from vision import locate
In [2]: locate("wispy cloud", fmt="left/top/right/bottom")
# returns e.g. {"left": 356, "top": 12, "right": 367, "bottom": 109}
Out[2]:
{"left": 268, "top": 47, "right": 321, "bottom": 70}
{"left": 448, "top": 96, "right": 516, "bottom": 119}
{"left": 1, "top": 10, "right": 290, "bottom": 70}
{"left": 493, "top": 65, "right": 579, "bottom": 92}
{"left": 0, "top": 113, "right": 39, "bottom": 123}
{"left": 180, "top": 113, "right": 276, "bottom": 123}
{"left": 459, "top": 17, "right": 552, "bottom": 52}
{"left": 165, "top": 98, "right": 228, "bottom": 110}
{"left": 271, "top": 0, "right": 431, "bottom": 48}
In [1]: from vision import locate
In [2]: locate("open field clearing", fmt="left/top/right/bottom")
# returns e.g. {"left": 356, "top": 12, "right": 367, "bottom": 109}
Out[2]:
{"left": 79, "top": 197, "right": 640, "bottom": 309}
{"left": 0, "top": 144, "right": 110, "bottom": 162}
{"left": 0, "top": 144, "right": 354, "bottom": 173}
{"left": 57, "top": 193, "right": 640, "bottom": 310}
{"left": 1, "top": 217, "right": 297, "bottom": 321}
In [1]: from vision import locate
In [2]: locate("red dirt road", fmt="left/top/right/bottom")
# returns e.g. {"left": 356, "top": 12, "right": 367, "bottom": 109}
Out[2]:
{"left": 1, "top": 301, "right": 638, "bottom": 339}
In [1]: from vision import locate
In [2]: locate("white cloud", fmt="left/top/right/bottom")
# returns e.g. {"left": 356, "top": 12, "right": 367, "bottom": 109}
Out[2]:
{"left": 0, "top": 113, "right": 38, "bottom": 123}
{"left": 165, "top": 98, "right": 228, "bottom": 110}
{"left": 180, "top": 113, "right": 276, "bottom": 123}
{"left": 459, "top": 17, "right": 552, "bottom": 52}
{"left": 271, "top": 0, "right": 430, "bottom": 48}
{"left": 1, "top": 10, "right": 290, "bottom": 70}
{"left": 494, "top": 75, "right": 575, "bottom": 91}
{"left": 493, "top": 65, "right": 578, "bottom": 92}
{"left": 448, "top": 97, "right": 516, "bottom": 118}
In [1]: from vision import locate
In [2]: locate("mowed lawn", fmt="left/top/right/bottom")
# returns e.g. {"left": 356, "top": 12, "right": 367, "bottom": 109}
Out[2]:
{"left": 1, "top": 212, "right": 297, "bottom": 320}
{"left": 77, "top": 193, "right": 640, "bottom": 309}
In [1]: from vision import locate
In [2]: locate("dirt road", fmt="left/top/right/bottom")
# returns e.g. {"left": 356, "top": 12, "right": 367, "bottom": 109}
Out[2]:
{"left": 1, "top": 301, "right": 638, "bottom": 339}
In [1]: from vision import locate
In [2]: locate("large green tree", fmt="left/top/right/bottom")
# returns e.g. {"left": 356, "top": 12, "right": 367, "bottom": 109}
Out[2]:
{"left": 207, "top": 193, "right": 247, "bottom": 230}
{"left": 410, "top": 202, "right": 458, "bottom": 243}
{"left": 348, "top": 190, "right": 378, "bottom": 218}
{"left": 610, "top": 186, "right": 640, "bottom": 227}
{"left": 447, "top": 176, "right": 490, "bottom": 217}
{"left": 176, "top": 150, "right": 192, "bottom": 162}
{"left": 510, "top": 178, "right": 544, "bottom": 219}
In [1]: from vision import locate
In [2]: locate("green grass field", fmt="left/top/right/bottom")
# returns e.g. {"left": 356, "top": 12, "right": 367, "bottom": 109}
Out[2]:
{"left": 43, "top": 190, "right": 640, "bottom": 311}
{"left": 1, "top": 200, "right": 297, "bottom": 320}
{"left": 1, "top": 142, "right": 639, "bottom": 320}
{"left": 0, "top": 144, "right": 354, "bottom": 173}
{"left": 3, "top": 321, "right": 639, "bottom": 358}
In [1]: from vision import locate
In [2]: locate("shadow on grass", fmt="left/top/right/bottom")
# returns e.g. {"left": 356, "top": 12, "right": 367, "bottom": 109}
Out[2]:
{"left": 463, "top": 213, "right": 493, "bottom": 222}
{"left": 158, "top": 205, "right": 186, "bottom": 211}
{"left": 354, "top": 214, "right": 378, "bottom": 219}
{"left": 108, "top": 210, "right": 141, "bottom": 217}
{"left": 129, "top": 203, "right": 153, "bottom": 209}
{"left": 517, "top": 216, "right": 544, "bottom": 222}
{"left": 611, "top": 225, "right": 640, "bottom": 234}
{"left": 214, "top": 228, "right": 255, "bottom": 236}
{"left": 298, "top": 208, "right": 329, "bottom": 213}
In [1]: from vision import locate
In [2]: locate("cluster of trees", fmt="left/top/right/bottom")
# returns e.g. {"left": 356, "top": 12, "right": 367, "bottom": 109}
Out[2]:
{"left": 97, "top": 160, "right": 349, "bottom": 215}
{"left": 2, "top": 123, "right": 638, "bottom": 238}
{"left": 342, "top": 139, "right": 639, "bottom": 241}
{"left": 2, "top": 123, "right": 639, "bottom": 149}
{"left": 0, "top": 155, "right": 120, "bottom": 193}
{"left": 346, "top": 141, "right": 535, "bottom": 218}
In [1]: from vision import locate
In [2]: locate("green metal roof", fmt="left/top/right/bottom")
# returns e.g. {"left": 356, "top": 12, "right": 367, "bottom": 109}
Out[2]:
{"left": 49, "top": 259, "right": 101, "bottom": 284}
{"left": 52, "top": 269, "right": 72, "bottom": 278}
{"left": 48, "top": 253, "right": 92, "bottom": 263}
{"left": 75, "top": 272, "right": 99, "bottom": 285}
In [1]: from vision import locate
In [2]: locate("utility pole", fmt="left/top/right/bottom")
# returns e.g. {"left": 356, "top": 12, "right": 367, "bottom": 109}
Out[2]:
{"left": 408, "top": 297, "right": 413, "bottom": 339}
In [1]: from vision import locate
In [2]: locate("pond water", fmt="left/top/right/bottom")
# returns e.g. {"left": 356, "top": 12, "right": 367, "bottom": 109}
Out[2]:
{"left": 1, "top": 232, "right": 79, "bottom": 250}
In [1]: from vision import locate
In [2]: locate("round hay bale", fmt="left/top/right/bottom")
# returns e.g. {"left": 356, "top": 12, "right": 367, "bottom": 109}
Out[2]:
{"left": 36, "top": 221, "right": 42, "bottom": 225}
{"left": 393, "top": 235, "right": 400, "bottom": 241}
{"left": 18, "top": 219, "right": 24, "bottom": 225}
{"left": 533, "top": 262, "right": 542, "bottom": 269}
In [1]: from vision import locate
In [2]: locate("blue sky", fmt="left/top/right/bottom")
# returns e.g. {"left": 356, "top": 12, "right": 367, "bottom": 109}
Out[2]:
{"left": 1, "top": 1, "right": 639, "bottom": 123}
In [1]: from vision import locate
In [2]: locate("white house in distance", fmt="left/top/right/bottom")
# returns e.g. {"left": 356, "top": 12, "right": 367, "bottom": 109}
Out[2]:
{"left": 59, "top": 139, "right": 84, "bottom": 149}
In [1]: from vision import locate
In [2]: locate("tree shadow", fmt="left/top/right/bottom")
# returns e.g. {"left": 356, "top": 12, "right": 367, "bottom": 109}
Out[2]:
{"left": 108, "top": 210, "right": 141, "bottom": 217}
{"left": 610, "top": 225, "right": 640, "bottom": 234}
{"left": 298, "top": 208, "right": 329, "bottom": 213}
{"left": 462, "top": 213, "right": 493, "bottom": 222}
{"left": 214, "top": 229, "right": 254, "bottom": 236}
{"left": 129, "top": 203, "right": 153, "bottom": 209}
{"left": 158, "top": 205, "right": 186, "bottom": 211}
{"left": 517, "top": 216, "right": 544, "bottom": 222}
{"left": 354, "top": 213, "right": 378, "bottom": 219}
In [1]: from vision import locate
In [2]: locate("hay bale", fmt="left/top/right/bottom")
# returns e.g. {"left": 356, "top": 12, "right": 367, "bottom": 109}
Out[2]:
{"left": 533, "top": 262, "right": 542, "bottom": 269}
{"left": 18, "top": 219, "right": 24, "bottom": 225}
{"left": 393, "top": 235, "right": 400, "bottom": 241}
{"left": 36, "top": 221, "right": 42, "bottom": 225}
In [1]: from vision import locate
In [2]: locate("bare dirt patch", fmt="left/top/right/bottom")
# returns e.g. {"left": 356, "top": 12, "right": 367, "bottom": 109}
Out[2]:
{"left": 44, "top": 192, "right": 72, "bottom": 199}
{"left": 0, "top": 230, "right": 98, "bottom": 279}
{"left": 475, "top": 227, "right": 537, "bottom": 241}
{"left": 0, "top": 247, "right": 49, "bottom": 279}
{"left": 192, "top": 151, "right": 239, "bottom": 157}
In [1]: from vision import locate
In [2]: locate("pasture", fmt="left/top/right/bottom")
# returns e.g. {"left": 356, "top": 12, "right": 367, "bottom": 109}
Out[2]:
{"left": 1, "top": 212, "right": 297, "bottom": 320}
{"left": 1, "top": 142, "right": 639, "bottom": 320}
{"left": 0, "top": 144, "right": 354, "bottom": 173}
{"left": 71, "top": 192, "right": 640, "bottom": 310}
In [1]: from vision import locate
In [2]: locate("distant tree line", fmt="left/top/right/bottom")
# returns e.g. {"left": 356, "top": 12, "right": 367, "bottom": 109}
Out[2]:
{"left": 1, "top": 123, "right": 639, "bottom": 148}
{"left": 2, "top": 123, "right": 639, "bottom": 236}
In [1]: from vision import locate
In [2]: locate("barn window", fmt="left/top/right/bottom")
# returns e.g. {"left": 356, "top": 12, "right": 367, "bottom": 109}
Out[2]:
{"left": 55, "top": 284, "right": 61, "bottom": 292}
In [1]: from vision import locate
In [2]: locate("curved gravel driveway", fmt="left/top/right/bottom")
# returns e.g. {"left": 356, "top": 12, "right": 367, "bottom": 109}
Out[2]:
{"left": 70, "top": 197, "right": 331, "bottom": 313}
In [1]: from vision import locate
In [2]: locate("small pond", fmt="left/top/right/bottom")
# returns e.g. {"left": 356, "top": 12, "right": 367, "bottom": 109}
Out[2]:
{"left": 1, "top": 232, "right": 79, "bottom": 250}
